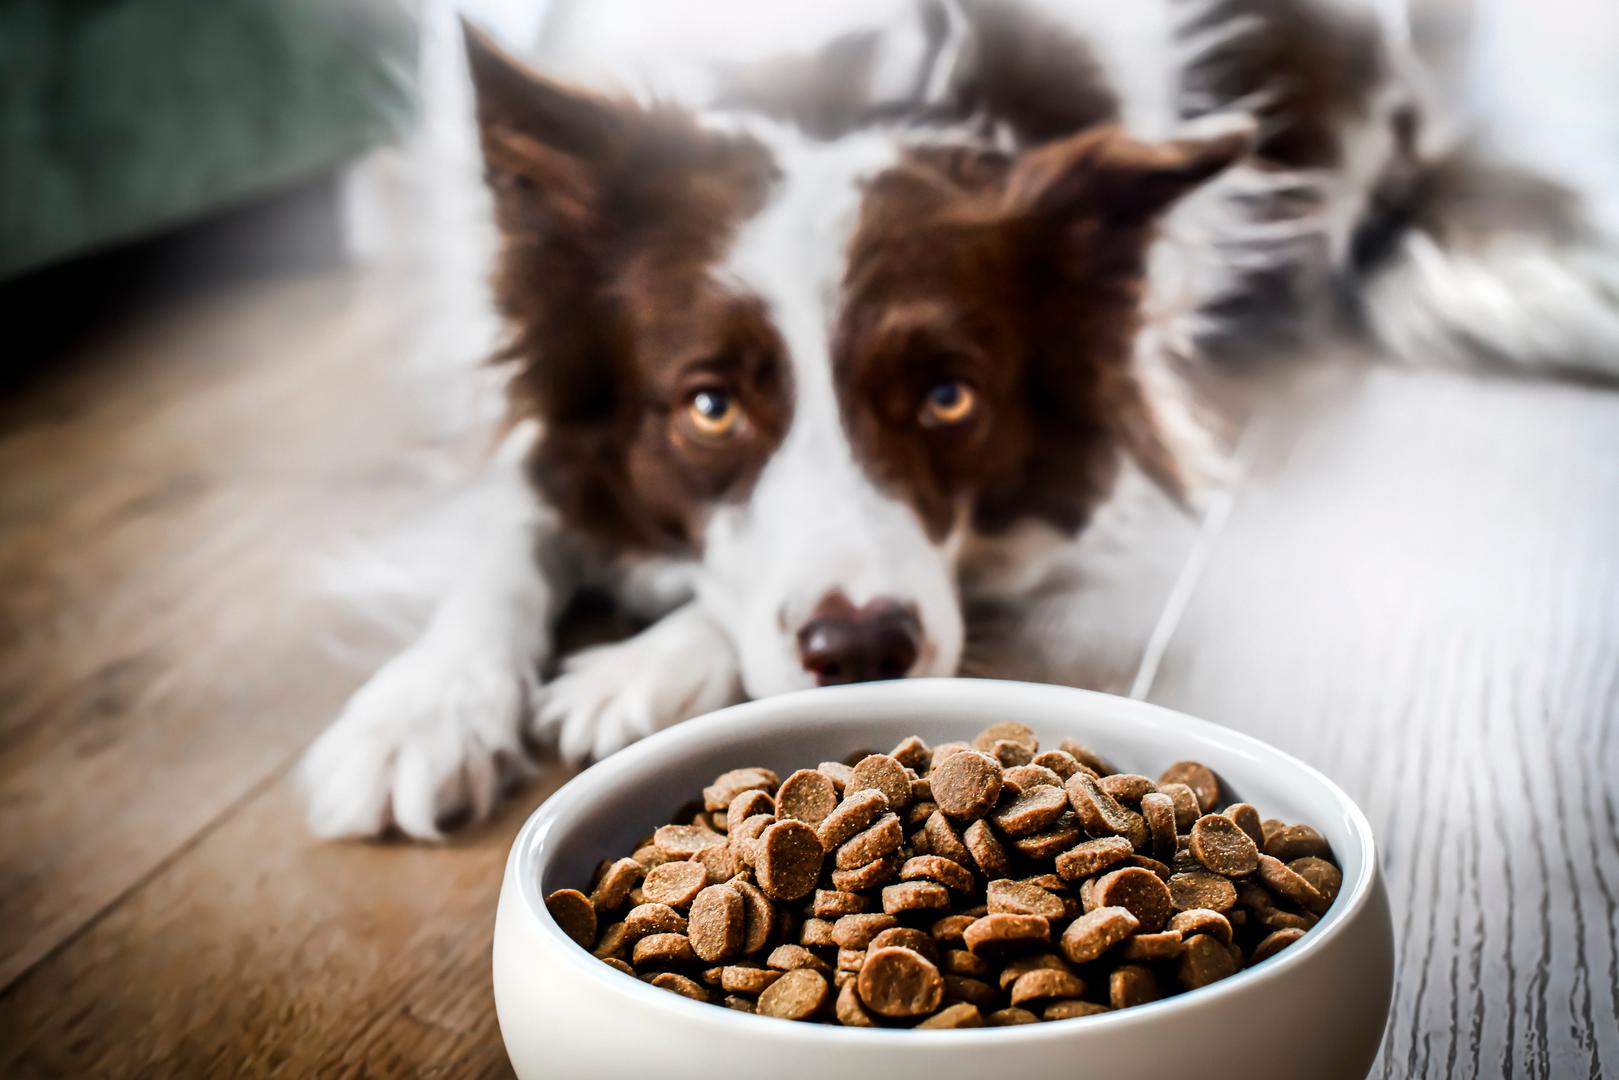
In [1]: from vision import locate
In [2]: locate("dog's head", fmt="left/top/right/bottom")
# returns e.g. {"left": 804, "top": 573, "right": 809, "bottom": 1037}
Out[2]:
{"left": 466, "top": 28, "right": 1246, "bottom": 698}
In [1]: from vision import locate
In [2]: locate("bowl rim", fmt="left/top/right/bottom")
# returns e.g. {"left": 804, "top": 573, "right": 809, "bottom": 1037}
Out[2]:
{"left": 505, "top": 678, "right": 1381, "bottom": 1043}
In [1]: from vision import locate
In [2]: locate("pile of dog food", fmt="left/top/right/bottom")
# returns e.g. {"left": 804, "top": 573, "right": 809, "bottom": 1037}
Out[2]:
{"left": 545, "top": 723, "right": 1340, "bottom": 1028}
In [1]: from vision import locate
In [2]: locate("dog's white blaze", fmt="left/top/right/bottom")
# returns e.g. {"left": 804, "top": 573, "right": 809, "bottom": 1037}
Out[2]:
{"left": 700, "top": 124, "right": 965, "bottom": 698}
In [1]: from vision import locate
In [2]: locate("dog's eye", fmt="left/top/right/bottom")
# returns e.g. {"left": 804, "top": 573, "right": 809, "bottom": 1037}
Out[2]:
{"left": 919, "top": 381, "right": 978, "bottom": 428}
{"left": 686, "top": 388, "right": 742, "bottom": 439}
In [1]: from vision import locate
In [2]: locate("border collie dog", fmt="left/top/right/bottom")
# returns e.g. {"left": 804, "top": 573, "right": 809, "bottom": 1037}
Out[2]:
{"left": 302, "top": 0, "right": 1619, "bottom": 838}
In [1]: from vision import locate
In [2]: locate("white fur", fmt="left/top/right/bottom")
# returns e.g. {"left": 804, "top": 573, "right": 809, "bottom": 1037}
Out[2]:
{"left": 300, "top": 446, "right": 558, "bottom": 840}
{"left": 532, "top": 602, "right": 743, "bottom": 766}
{"left": 700, "top": 123, "right": 966, "bottom": 698}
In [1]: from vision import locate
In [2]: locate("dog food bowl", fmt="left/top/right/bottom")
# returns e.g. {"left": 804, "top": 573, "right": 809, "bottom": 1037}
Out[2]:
{"left": 493, "top": 679, "right": 1393, "bottom": 1079}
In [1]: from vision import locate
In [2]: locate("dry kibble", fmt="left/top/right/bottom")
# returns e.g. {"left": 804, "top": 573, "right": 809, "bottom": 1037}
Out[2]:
{"left": 847, "top": 754, "right": 914, "bottom": 812}
{"left": 1059, "top": 906, "right": 1139, "bottom": 963}
{"left": 757, "top": 968, "right": 830, "bottom": 1020}
{"left": 1252, "top": 927, "right": 1306, "bottom": 963}
{"left": 776, "top": 769, "right": 839, "bottom": 827}
{"left": 756, "top": 820, "right": 825, "bottom": 901}
{"left": 568, "top": 729, "right": 1339, "bottom": 1028}
{"left": 1190, "top": 814, "right": 1261, "bottom": 877}
{"left": 931, "top": 750, "right": 1004, "bottom": 821}
{"left": 858, "top": 946, "right": 945, "bottom": 1018}
{"left": 545, "top": 889, "right": 596, "bottom": 949}
{"left": 641, "top": 861, "right": 708, "bottom": 908}
{"left": 1094, "top": 867, "right": 1175, "bottom": 933}
{"left": 818, "top": 789, "right": 889, "bottom": 849}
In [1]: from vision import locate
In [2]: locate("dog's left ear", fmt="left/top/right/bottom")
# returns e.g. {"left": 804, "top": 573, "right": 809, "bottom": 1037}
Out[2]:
{"left": 1008, "top": 119, "right": 1254, "bottom": 226}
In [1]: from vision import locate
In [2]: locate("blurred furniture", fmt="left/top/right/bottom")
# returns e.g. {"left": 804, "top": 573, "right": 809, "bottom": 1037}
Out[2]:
{"left": 0, "top": 0, "right": 420, "bottom": 281}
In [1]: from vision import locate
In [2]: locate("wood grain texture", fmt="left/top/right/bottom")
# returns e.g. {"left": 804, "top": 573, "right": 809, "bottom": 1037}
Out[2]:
{"left": 1144, "top": 361, "right": 1619, "bottom": 1079}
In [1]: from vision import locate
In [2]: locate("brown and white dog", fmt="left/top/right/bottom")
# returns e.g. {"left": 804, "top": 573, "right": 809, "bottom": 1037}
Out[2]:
{"left": 301, "top": 0, "right": 1619, "bottom": 838}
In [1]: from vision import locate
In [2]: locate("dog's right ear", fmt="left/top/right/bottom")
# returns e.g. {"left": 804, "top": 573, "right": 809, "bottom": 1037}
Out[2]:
{"left": 462, "top": 19, "right": 626, "bottom": 236}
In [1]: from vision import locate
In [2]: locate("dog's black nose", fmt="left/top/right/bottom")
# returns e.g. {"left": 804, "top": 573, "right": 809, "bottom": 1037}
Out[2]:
{"left": 797, "top": 597, "right": 921, "bottom": 686}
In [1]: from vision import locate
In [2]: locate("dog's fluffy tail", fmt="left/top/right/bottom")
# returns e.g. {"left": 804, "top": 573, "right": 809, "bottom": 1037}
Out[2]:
{"left": 1345, "top": 143, "right": 1619, "bottom": 382}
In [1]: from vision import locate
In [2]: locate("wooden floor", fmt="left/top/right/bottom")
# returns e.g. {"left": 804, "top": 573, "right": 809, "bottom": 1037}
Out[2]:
{"left": 3, "top": 173, "right": 1619, "bottom": 1079}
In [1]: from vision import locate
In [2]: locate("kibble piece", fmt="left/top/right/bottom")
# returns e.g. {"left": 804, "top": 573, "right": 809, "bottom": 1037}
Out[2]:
{"left": 756, "top": 820, "right": 825, "bottom": 901}
{"left": 721, "top": 964, "right": 783, "bottom": 994}
{"left": 1168, "top": 869, "right": 1238, "bottom": 914}
{"left": 1066, "top": 772, "right": 1148, "bottom": 847}
{"left": 1094, "top": 867, "right": 1175, "bottom": 933}
{"left": 767, "top": 944, "right": 828, "bottom": 972}
{"left": 900, "top": 855, "right": 977, "bottom": 896}
{"left": 837, "top": 948, "right": 867, "bottom": 973}
{"left": 1289, "top": 856, "right": 1343, "bottom": 906}
{"left": 1055, "top": 836, "right": 1134, "bottom": 881}
{"left": 991, "top": 784, "right": 1071, "bottom": 837}
{"left": 870, "top": 927, "right": 939, "bottom": 963}
{"left": 1011, "top": 816, "right": 1086, "bottom": 859}
{"left": 817, "top": 789, "right": 889, "bottom": 849}
{"left": 800, "top": 918, "right": 836, "bottom": 947}
{"left": 890, "top": 735, "right": 932, "bottom": 770}
{"left": 1257, "top": 908, "right": 1316, "bottom": 932}
{"left": 633, "top": 933, "right": 698, "bottom": 968}
{"left": 997, "top": 953, "right": 1071, "bottom": 992}
{"left": 703, "top": 767, "right": 779, "bottom": 811}
{"left": 832, "top": 913, "right": 899, "bottom": 949}
{"left": 1178, "top": 933, "right": 1239, "bottom": 989}
{"left": 834, "top": 978, "right": 878, "bottom": 1026}
{"left": 941, "top": 948, "right": 991, "bottom": 978}
{"left": 687, "top": 884, "right": 745, "bottom": 963}
{"left": 1032, "top": 750, "right": 1081, "bottom": 780}
{"left": 962, "top": 819, "right": 1012, "bottom": 878}
{"left": 654, "top": 823, "right": 726, "bottom": 858}
{"left": 1265, "top": 823, "right": 1330, "bottom": 861}
{"left": 545, "top": 889, "right": 597, "bottom": 949}
{"left": 1118, "top": 929, "right": 1185, "bottom": 961}
{"left": 1256, "top": 854, "right": 1327, "bottom": 912}
{"left": 1043, "top": 1000, "right": 1110, "bottom": 1021}
{"left": 726, "top": 789, "right": 775, "bottom": 835}
{"left": 1058, "top": 738, "right": 1117, "bottom": 776}
{"left": 812, "top": 889, "right": 868, "bottom": 917}
{"left": 1109, "top": 965, "right": 1161, "bottom": 1009}
{"left": 641, "top": 861, "right": 708, "bottom": 908}
{"left": 973, "top": 722, "right": 1039, "bottom": 756}
{"left": 1003, "top": 764, "right": 1065, "bottom": 791}
{"left": 924, "top": 811, "right": 973, "bottom": 865}
{"left": 776, "top": 769, "right": 840, "bottom": 827}
{"left": 1170, "top": 908, "right": 1233, "bottom": 946}
{"left": 589, "top": 858, "right": 645, "bottom": 914}
{"left": 1141, "top": 792, "right": 1178, "bottom": 861}
{"left": 1059, "top": 906, "right": 1139, "bottom": 964}
{"left": 1224, "top": 802, "right": 1265, "bottom": 845}
{"left": 917, "top": 1002, "right": 983, "bottom": 1029}
{"left": 987, "top": 1007, "right": 1041, "bottom": 1026}
{"left": 603, "top": 957, "right": 635, "bottom": 977}
{"left": 649, "top": 972, "right": 709, "bottom": 1001}
{"left": 695, "top": 842, "right": 743, "bottom": 884}
{"left": 724, "top": 994, "right": 755, "bottom": 1013}
{"left": 930, "top": 914, "right": 976, "bottom": 947}
{"left": 732, "top": 878, "right": 775, "bottom": 955}
{"left": 831, "top": 853, "right": 902, "bottom": 892}
{"left": 1159, "top": 782, "right": 1202, "bottom": 831}
{"left": 858, "top": 946, "right": 945, "bottom": 1018}
{"left": 883, "top": 880, "right": 951, "bottom": 914}
{"left": 1190, "top": 814, "right": 1261, "bottom": 877}
{"left": 593, "top": 922, "right": 629, "bottom": 960}
{"left": 1008, "top": 968, "right": 1088, "bottom": 1006}
{"left": 632, "top": 845, "right": 671, "bottom": 870}
{"left": 835, "top": 813, "right": 904, "bottom": 869}
{"left": 624, "top": 902, "right": 687, "bottom": 942}
{"left": 931, "top": 750, "right": 1004, "bottom": 821}
{"left": 1252, "top": 927, "right": 1306, "bottom": 963}
{"left": 1098, "top": 774, "right": 1156, "bottom": 804}
{"left": 942, "top": 975, "right": 999, "bottom": 1010}
{"left": 963, "top": 914, "right": 1050, "bottom": 957}
{"left": 987, "top": 879, "right": 1066, "bottom": 920}
{"left": 1157, "top": 762, "right": 1220, "bottom": 813}
{"left": 757, "top": 968, "right": 830, "bottom": 1021}
{"left": 847, "top": 754, "right": 913, "bottom": 811}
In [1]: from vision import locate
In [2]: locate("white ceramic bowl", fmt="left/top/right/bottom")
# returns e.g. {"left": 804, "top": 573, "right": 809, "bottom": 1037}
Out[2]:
{"left": 494, "top": 680, "right": 1394, "bottom": 1080}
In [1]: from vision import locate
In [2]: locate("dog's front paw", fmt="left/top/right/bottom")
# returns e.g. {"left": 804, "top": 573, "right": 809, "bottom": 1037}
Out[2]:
{"left": 300, "top": 642, "right": 537, "bottom": 841}
{"left": 532, "top": 607, "right": 742, "bottom": 766}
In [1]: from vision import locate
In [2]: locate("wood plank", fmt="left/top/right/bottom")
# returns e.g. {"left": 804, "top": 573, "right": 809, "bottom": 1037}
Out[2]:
{"left": 1143, "top": 361, "right": 1619, "bottom": 1078}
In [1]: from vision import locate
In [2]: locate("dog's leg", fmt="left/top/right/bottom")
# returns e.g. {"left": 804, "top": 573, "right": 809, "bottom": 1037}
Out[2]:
{"left": 300, "top": 463, "right": 563, "bottom": 841}
{"left": 531, "top": 601, "right": 743, "bottom": 766}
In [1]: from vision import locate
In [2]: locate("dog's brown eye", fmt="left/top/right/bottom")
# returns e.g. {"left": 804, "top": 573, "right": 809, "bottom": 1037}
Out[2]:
{"left": 920, "top": 381, "right": 977, "bottom": 428}
{"left": 686, "top": 389, "right": 741, "bottom": 439}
